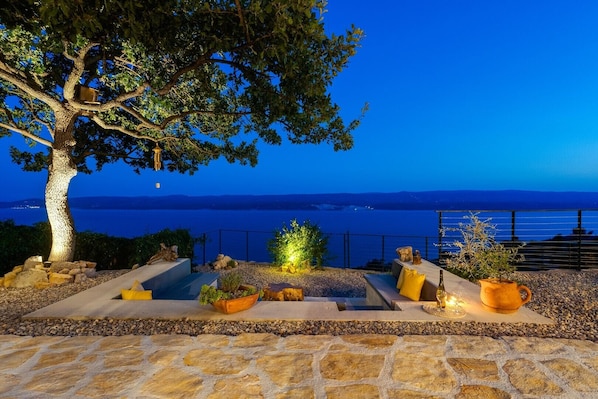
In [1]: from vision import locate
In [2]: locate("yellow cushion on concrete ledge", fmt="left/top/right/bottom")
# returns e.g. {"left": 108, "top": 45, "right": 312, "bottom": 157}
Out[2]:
{"left": 399, "top": 268, "right": 426, "bottom": 301}
{"left": 121, "top": 289, "right": 153, "bottom": 300}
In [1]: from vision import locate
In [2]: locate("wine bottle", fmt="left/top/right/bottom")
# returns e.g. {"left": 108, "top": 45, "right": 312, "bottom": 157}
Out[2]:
{"left": 436, "top": 270, "right": 447, "bottom": 309}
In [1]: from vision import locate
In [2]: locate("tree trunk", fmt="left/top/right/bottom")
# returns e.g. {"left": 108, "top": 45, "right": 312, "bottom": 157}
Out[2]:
{"left": 46, "top": 117, "right": 78, "bottom": 262}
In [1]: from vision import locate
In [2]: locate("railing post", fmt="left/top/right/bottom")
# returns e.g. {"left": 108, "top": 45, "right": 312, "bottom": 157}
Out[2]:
{"left": 425, "top": 236, "right": 429, "bottom": 259}
{"left": 218, "top": 229, "right": 222, "bottom": 254}
{"left": 511, "top": 210, "right": 516, "bottom": 241}
{"left": 577, "top": 210, "right": 582, "bottom": 270}
{"left": 437, "top": 211, "right": 443, "bottom": 261}
{"left": 202, "top": 233, "right": 206, "bottom": 266}
{"left": 381, "top": 235, "right": 385, "bottom": 268}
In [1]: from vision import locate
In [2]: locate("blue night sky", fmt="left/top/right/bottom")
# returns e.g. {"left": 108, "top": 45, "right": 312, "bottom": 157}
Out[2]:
{"left": 2, "top": 0, "right": 598, "bottom": 201}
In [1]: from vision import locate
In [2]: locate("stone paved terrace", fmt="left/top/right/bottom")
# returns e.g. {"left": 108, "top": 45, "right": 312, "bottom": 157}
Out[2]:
{"left": 1, "top": 333, "right": 598, "bottom": 398}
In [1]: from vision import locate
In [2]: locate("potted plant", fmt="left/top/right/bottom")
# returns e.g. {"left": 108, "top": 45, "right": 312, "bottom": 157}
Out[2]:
{"left": 442, "top": 213, "right": 531, "bottom": 314}
{"left": 199, "top": 271, "right": 260, "bottom": 314}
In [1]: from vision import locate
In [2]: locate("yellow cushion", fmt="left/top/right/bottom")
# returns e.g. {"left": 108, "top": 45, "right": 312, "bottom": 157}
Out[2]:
{"left": 399, "top": 268, "right": 426, "bottom": 301}
{"left": 121, "top": 289, "right": 153, "bottom": 300}
{"left": 130, "top": 280, "right": 145, "bottom": 291}
{"left": 396, "top": 267, "right": 408, "bottom": 290}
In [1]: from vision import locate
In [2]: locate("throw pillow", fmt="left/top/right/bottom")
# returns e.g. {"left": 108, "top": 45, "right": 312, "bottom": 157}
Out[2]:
{"left": 399, "top": 268, "right": 426, "bottom": 301}
{"left": 130, "top": 280, "right": 145, "bottom": 291}
{"left": 396, "top": 267, "right": 408, "bottom": 290}
{"left": 121, "top": 289, "right": 153, "bottom": 300}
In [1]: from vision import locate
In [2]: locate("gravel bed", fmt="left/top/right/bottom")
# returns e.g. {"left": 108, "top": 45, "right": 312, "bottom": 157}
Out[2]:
{"left": 0, "top": 264, "right": 596, "bottom": 341}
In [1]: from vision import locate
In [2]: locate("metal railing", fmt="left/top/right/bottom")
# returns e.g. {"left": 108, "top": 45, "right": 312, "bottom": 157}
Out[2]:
{"left": 194, "top": 209, "right": 598, "bottom": 270}
{"left": 196, "top": 229, "right": 433, "bottom": 270}
{"left": 437, "top": 209, "right": 598, "bottom": 270}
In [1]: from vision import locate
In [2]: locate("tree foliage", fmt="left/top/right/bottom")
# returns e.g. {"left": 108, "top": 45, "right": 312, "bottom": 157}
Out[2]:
{"left": 0, "top": 0, "right": 364, "bottom": 175}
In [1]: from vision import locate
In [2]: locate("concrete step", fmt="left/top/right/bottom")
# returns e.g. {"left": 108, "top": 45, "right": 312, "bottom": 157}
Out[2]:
{"left": 152, "top": 272, "right": 219, "bottom": 300}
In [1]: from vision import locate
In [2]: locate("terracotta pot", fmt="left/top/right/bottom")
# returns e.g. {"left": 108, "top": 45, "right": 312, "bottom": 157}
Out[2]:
{"left": 479, "top": 278, "right": 532, "bottom": 314}
{"left": 212, "top": 292, "right": 259, "bottom": 314}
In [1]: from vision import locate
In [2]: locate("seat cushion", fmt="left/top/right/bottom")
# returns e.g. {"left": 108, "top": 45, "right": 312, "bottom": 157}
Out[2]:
{"left": 399, "top": 268, "right": 426, "bottom": 301}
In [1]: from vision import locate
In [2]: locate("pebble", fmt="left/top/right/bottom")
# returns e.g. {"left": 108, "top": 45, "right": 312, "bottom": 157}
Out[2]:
{"left": 0, "top": 264, "right": 596, "bottom": 341}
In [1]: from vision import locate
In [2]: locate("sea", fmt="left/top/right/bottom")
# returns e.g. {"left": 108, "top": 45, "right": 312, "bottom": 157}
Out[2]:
{"left": 2, "top": 207, "right": 595, "bottom": 268}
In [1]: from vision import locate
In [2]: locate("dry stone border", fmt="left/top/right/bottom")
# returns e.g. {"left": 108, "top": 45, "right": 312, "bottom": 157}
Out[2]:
{"left": 1, "top": 255, "right": 98, "bottom": 289}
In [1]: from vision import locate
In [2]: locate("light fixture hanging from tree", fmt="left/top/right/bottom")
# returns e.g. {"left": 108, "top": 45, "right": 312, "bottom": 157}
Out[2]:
{"left": 152, "top": 142, "right": 162, "bottom": 171}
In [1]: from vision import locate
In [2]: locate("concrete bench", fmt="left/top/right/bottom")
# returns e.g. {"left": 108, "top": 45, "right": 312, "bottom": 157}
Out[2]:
{"left": 364, "top": 259, "right": 441, "bottom": 310}
{"left": 148, "top": 272, "right": 219, "bottom": 300}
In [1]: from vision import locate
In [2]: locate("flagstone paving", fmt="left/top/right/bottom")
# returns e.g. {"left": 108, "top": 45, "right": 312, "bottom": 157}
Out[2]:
{"left": 1, "top": 333, "right": 597, "bottom": 398}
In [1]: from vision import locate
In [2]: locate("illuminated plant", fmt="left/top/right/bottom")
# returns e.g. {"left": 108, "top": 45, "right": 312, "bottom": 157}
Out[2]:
{"left": 267, "top": 219, "right": 329, "bottom": 273}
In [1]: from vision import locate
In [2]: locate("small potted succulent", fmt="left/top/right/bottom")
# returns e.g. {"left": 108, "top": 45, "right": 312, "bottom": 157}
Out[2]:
{"left": 442, "top": 213, "right": 531, "bottom": 313}
{"left": 199, "top": 271, "right": 260, "bottom": 314}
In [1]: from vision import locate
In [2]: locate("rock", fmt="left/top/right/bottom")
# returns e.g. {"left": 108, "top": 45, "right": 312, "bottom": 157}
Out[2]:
{"left": 396, "top": 246, "right": 413, "bottom": 262}
{"left": 49, "top": 273, "right": 74, "bottom": 285}
{"left": 68, "top": 268, "right": 82, "bottom": 276}
{"left": 212, "top": 255, "right": 237, "bottom": 270}
{"left": 74, "top": 273, "right": 88, "bottom": 284}
{"left": 49, "top": 261, "right": 80, "bottom": 273}
{"left": 78, "top": 260, "right": 97, "bottom": 268}
{"left": 263, "top": 283, "right": 304, "bottom": 301}
{"left": 34, "top": 281, "right": 50, "bottom": 290}
{"left": 23, "top": 255, "right": 43, "bottom": 271}
{"left": 12, "top": 269, "right": 49, "bottom": 288}
{"left": 83, "top": 268, "right": 97, "bottom": 278}
{"left": 3, "top": 271, "right": 17, "bottom": 288}
{"left": 58, "top": 268, "right": 70, "bottom": 274}
{"left": 12, "top": 265, "right": 23, "bottom": 273}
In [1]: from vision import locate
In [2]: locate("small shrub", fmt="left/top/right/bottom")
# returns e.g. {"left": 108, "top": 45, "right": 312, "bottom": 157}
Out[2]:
{"left": 219, "top": 271, "right": 242, "bottom": 292}
{"left": 267, "top": 219, "right": 329, "bottom": 273}
{"left": 442, "top": 213, "right": 524, "bottom": 282}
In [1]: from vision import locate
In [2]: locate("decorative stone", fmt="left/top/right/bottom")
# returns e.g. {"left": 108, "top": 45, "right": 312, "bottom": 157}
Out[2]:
{"left": 275, "top": 387, "right": 315, "bottom": 399}
{"left": 257, "top": 353, "right": 314, "bottom": 386}
{"left": 139, "top": 368, "right": 203, "bottom": 398}
{"left": 447, "top": 358, "right": 500, "bottom": 381}
{"left": 25, "top": 364, "right": 88, "bottom": 396}
{"left": 212, "top": 254, "right": 237, "bottom": 270}
{"left": 12, "top": 269, "right": 48, "bottom": 288}
{"left": 340, "top": 334, "right": 397, "bottom": 348}
{"left": 68, "top": 268, "right": 82, "bottom": 275}
{"left": 83, "top": 268, "right": 97, "bottom": 278}
{"left": 147, "top": 243, "right": 178, "bottom": 264}
{"left": 232, "top": 333, "right": 279, "bottom": 349}
{"left": 74, "top": 273, "right": 87, "bottom": 284}
{"left": 283, "top": 335, "right": 333, "bottom": 351}
{"left": 32, "top": 349, "right": 81, "bottom": 370}
{"left": 450, "top": 336, "right": 507, "bottom": 356}
{"left": 75, "top": 370, "right": 145, "bottom": 397}
{"left": 263, "top": 283, "right": 304, "bottom": 301}
{"left": 326, "top": 384, "right": 380, "bottom": 398}
{"left": 184, "top": 348, "right": 251, "bottom": 375}
{"left": 392, "top": 354, "right": 456, "bottom": 393}
{"left": 34, "top": 281, "right": 50, "bottom": 290}
{"left": 23, "top": 255, "right": 43, "bottom": 271}
{"left": 0, "top": 348, "right": 39, "bottom": 371}
{"left": 396, "top": 246, "right": 413, "bottom": 262}
{"left": 48, "top": 272, "right": 74, "bottom": 285}
{"left": 320, "top": 353, "right": 385, "bottom": 380}
{"left": 58, "top": 268, "right": 70, "bottom": 274}
{"left": 503, "top": 358, "right": 562, "bottom": 396}
{"left": 387, "top": 389, "right": 445, "bottom": 399}
{"left": 502, "top": 336, "right": 567, "bottom": 355}
{"left": 542, "top": 358, "right": 598, "bottom": 391}
{"left": 456, "top": 385, "right": 511, "bottom": 399}
{"left": 3, "top": 271, "right": 17, "bottom": 288}
{"left": 211, "top": 375, "right": 261, "bottom": 398}
{"left": 49, "top": 261, "right": 80, "bottom": 273}
{"left": 12, "top": 265, "right": 23, "bottom": 273}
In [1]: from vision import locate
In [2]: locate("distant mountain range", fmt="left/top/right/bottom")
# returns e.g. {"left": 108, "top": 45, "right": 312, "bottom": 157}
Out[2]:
{"left": 2, "top": 190, "right": 598, "bottom": 211}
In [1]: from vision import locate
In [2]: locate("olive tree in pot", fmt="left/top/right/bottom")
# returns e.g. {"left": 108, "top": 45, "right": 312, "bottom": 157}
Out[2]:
{"left": 443, "top": 213, "right": 531, "bottom": 313}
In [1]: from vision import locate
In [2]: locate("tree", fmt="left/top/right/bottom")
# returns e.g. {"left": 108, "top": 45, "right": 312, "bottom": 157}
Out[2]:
{"left": 0, "top": 0, "right": 364, "bottom": 262}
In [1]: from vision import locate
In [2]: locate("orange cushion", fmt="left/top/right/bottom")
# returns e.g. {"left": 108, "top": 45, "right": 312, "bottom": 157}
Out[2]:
{"left": 399, "top": 268, "right": 426, "bottom": 301}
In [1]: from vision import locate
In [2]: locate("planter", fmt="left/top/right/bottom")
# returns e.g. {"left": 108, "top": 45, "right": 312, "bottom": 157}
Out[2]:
{"left": 479, "top": 278, "right": 532, "bottom": 314}
{"left": 212, "top": 292, "right": 259, "bottom": 314}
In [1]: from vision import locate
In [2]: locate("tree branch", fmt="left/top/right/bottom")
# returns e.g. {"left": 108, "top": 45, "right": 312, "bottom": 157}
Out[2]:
{"left": 0, "top": 121, "right": 53, "bottom": 147}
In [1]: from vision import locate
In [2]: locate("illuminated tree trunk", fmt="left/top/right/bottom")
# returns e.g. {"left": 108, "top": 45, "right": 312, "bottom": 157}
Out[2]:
{"left": 46, "top": 117, "right": 77, "bottom": 262}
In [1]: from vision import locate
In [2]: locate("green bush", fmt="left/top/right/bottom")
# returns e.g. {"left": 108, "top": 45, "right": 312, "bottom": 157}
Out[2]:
{"left": 0, "top": 220, "right": 51, "bottom": 275}
{"left": 267, "top": 219, "right": 329, "bottom": 273}
{"left": 0, "top": 220, "right": 197, "bottom": 273}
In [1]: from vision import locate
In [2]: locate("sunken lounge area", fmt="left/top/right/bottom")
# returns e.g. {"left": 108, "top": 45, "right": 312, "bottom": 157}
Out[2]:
{"left": 24, "top": 258, "right": 552, "bottom": 325}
